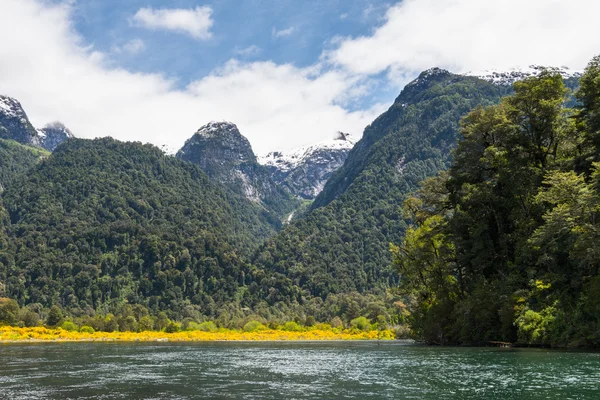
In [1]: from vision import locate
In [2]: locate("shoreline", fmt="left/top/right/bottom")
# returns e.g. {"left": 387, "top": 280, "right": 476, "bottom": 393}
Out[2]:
{"left": 0, "top": 326, "right": 396, "bottom": 343}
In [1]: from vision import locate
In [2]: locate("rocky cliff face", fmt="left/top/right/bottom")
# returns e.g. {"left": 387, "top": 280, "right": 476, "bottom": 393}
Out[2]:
{"left": 0, "top": 95, "right": 41, "bottom": 147}
{"left": 176, "top": 121, "right": 298, "bottom": 219}
{"left": 0, "top": 94, "right": 73, "bottom": 150}
{"left": 259, "top": 132, "right": 355, "bottom": 199}
{"left": 38, "top": 122, "right": 75, "bottom": 151}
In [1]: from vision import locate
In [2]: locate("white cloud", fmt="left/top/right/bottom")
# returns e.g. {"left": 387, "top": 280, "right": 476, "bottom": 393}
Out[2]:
{"left": 234, "top": 45, "right": 261, "bottom": 57}
{"left": 0, "top": 0, "right": 381, "bottom": 155}
{"left": 132, "top": 6, "right": 213, "bottom": 40}
{"left": 272, "top": 26, "right": 296, "bottom": 38}
{"left": 328, "top": 0, "right": 600, "bottom": 81}
{"left": 112, "top": 38, "right": 146, "bottom": 55}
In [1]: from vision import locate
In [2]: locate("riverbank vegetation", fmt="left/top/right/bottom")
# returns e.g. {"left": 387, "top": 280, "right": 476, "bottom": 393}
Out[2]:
{"left": 0, "top": 325, "right": 395, "bottom": 343}
{"left": 394, "top": 56, "right": 600, "bottom": 348}
{"left": 0, "top": 297, "right": 401, "bottom": 342}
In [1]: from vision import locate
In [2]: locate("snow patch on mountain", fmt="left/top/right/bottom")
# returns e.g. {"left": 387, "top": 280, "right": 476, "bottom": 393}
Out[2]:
{"left": 0, "top": 95, "right": 27, "bottom": 119}
{"left": 259, "top": 132, "right": 356, "bottom": 199}
{"left": 259, "top": 132, "right": 355, "bottom": 172}
{"left": 464, "top": 65, "right": 582, "bottom": 86}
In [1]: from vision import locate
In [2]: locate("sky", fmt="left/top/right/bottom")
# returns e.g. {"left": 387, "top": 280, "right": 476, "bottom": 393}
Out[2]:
{"left": 1, "top": 0, "right": 600, "bottom": 154}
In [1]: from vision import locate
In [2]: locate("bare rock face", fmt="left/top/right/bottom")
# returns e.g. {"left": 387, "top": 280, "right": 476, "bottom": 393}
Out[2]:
{"left": 0, "top": 95, "right": 74, "bottom": 151}
{"left": 177, "top": 121, "right": 298, "bottom": 219}
{"left": 0, "top": 95, "right": 41, "bottom": 146}
{"left": 259, "top": 132, "right": 355, "bottom": 199}
{"left": 38, "top": 122, "right": 75, "bottom": 151}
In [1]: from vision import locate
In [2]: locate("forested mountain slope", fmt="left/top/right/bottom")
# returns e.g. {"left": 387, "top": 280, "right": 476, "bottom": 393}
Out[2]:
{"left": 177, "top": 122, "right": 299, "bottom": 221}
{"left": 254, "top": 69, "right": 510, "bottom": 298}
{"left": 0, "top": 138, "right": 289, "bottom": 317}
{"left": 0, "top": 138, "right": 49, "bottom": 191}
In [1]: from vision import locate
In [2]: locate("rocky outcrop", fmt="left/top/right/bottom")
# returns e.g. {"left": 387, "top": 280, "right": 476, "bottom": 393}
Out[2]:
{"left": 38, "top": 122, "right": 75, "bottom": 151}
{"left": 177, "top": 121, "right": 298, "bottom": 219}
{"left": 259, "top": 132, "right": 355, "bottom": 199}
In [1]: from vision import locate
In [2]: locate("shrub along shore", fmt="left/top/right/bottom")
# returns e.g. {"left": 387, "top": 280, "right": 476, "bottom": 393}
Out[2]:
{"left": 0, "top": 326, "right": 395, "bottom": 342}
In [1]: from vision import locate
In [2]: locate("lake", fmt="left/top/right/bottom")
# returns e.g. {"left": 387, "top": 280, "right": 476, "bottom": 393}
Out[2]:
{"left": 1, "top": 341, "right": 599, "bottom": 399}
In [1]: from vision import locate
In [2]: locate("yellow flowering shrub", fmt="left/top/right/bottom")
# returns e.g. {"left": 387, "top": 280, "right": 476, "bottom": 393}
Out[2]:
{"left": 0, "top": 326, "right": 396, "bottom": 342}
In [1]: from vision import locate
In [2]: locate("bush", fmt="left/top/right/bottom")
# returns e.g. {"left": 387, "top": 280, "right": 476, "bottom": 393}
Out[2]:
{"left": 394, "top": 325, "right": 411, "bottom": 339}
{"left": 330, "top": 316, "right": 343, "bottom": 329}
{"left": 314, "top": 323, "right": 333, "bottom": 331}
{"left": 243, "top": 320, "right": 266, "bottom": 332}
{"left": 304, "top": 316, "right": 316, "bottom": 327}
{"left": 103, "top": 315, "right": 119, "bottom": 332}
{"left": 20, "top": 310, "right": 40, "bottom": 327}
{"left": 197, "top": 321, "right": 218, "bottom": 332}
{"left": 376, "top": 315, "right": 388, "bottom": 330}
{"left": 61, "top": 321, "right": 78, "bottom": 331}
{"left": 118, "top": 316, "right": 138, "bottom": 332}
{"left": 282, "top": 321, "right": 302, "bottom": 332}
{"left": 164, "top": 321, "right": 181, "bottom": 333}
{"left": 80, "top": 325, "right": 95, "bottom": 334}
{"left": 0, "top": 299, "right": 20, "bottom": 326}
{"left": 350, "top": 316, "right": 371, "bottom": 331}
{"left": 138, "top": 316, "right": 154, "bottom": 332}
{"left": 46, "top": 305, "right": 63, "bottom": 327}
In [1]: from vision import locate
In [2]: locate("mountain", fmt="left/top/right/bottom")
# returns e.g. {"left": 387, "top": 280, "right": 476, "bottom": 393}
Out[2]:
{"left": 254, "top": 68, "right": 510, "bottom": 298}
{"left": 176, "top": 121, "right": 299, "bottom": 220}
{"left": 0, "top": 95, "right": 41, "bottom": 147}
{"left": 0, "top": 139, "right": 49, "bottom": 192}
{"left": 259, "top": 132, "right": 356, "bottom": 200}
{"left": 0, "top": 95, "right": 73, "bottom": 151}
{"left": 38, "top": 122, "right": 75, "bottom": 151}
{"left": 463, "top": 65, "right": 582, "bottom": 86}
{"left": 0, "top": 138, "right": 297, "bottom": 318}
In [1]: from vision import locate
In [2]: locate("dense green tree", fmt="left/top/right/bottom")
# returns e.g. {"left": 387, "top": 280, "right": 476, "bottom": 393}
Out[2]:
{"left": 395, "top": 59, "right": 600, "bottom": 347}
{"left": 46, "top": 305, "right": 63, "bottom": 327}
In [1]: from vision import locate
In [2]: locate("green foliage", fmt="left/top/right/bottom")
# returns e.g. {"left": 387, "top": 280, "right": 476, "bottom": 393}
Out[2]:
{"left": 255, "top": 71, "right": 508, "bottom": 299}
{"left": 46, "top": 305, "right": 63, "bottom": 327}
{"left": 330, "top": 316, "right": 343, "bottom": 328}
{"left": 0, "top": 139, "right": 48, "bottom": 189}
{"left": 243, "top": 320, "right": 266, "bottom": 332}
{"left": 20, "top": 309, "right": 40, "bottom": 327}
{"left": 0, "top": 299, "right": 20, "bottom": 326}
{"left": 138, "top": 316, "right": 154, "bottom": 332}
{"left": 394, "top": 59, "right": 600, "bottom": 347}
{"left": 60, "top": 321, "right": 78, "bottom": 332}
{"left": 164, "top": 321, "right": 181, "bottom": 333}
{"left": 282, "top": 321, "right": 302, "bottom": 332}
{"left": 350, "top": 316, "right": 371, "bottom": 331}
{"left": 193, "top": 321, "right": 218, "bottom": 332}
{"left": 80, "top": 325, "right": 95, "bottom": 334}
{"left": 0, "top": 138, "right": 304, "bottom": 321}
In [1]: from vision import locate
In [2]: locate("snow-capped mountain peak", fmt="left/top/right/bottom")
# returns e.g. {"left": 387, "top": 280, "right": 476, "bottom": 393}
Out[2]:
{"left": 259, "top": 132, "right": 355, "bottom": 172}
{"left": 0, "top": 95, "right": 28, "bottom": 120}
{"left": 1, "top": 94, "right": 74, "bottom": 151}
{"left": 464, "top": 65, "right": 582, "bottom": 86}
{"left": 259, "top": 132, "right": 356, "bottom": 199}
{"left": 195, "top": 121, "right": 240, "bottom": 138}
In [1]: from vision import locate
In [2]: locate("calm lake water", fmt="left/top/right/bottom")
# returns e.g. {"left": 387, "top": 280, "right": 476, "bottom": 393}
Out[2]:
{"left": 1, "top": 341, "right": 599, "bottom": 399}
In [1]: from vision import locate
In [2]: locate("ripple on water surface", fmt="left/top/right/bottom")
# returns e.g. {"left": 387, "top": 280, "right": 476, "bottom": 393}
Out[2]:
{"left": 1, "top": 342, "right": 599, "bottom": 399}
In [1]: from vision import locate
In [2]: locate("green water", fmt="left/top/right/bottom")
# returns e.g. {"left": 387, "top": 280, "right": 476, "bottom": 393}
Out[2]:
{"left": 0, "top": 341, "right": 599, "bottom": 399}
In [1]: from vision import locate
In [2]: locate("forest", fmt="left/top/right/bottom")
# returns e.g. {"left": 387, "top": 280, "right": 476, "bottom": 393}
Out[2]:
{"left": 394, "top": 56, "right": 600, "bottom": 347}
{"left": 0, "top": 55, "right": 599, "bottom": 347}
